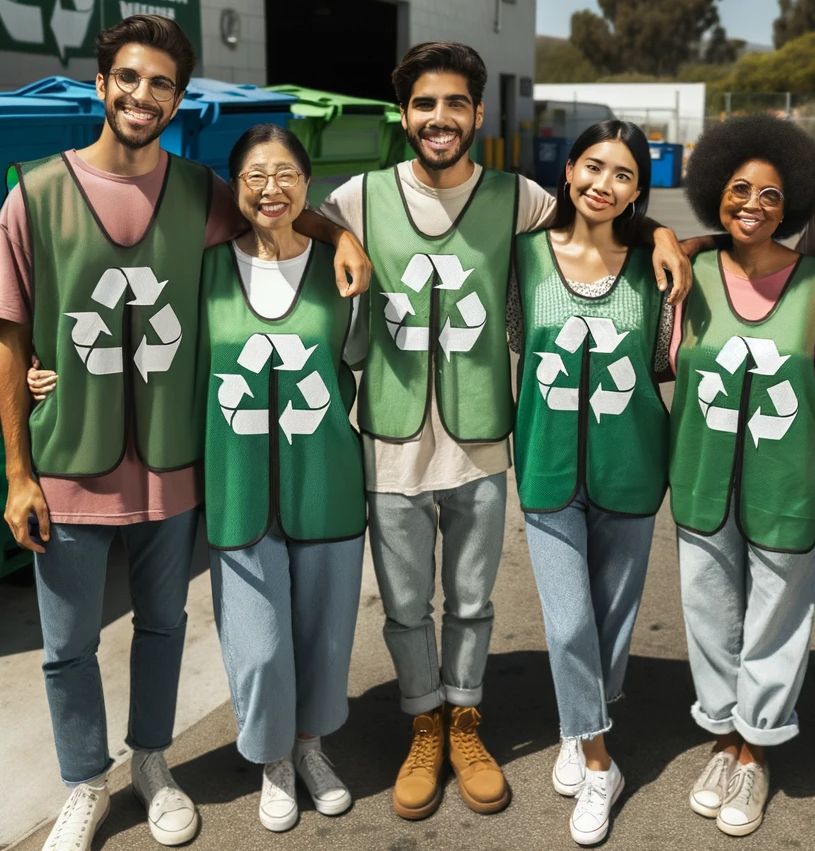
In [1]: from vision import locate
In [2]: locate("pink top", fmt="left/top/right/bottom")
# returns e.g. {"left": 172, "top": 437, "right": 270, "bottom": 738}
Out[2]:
{"left": 0, "top": 149, "right": 246, "bottom": 524}
{"left": 669, "top": 258, "right": 800, "bottom": 374}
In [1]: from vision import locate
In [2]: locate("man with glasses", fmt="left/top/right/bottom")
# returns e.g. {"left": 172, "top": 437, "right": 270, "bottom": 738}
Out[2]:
{"left": 0, "top": 15, "right": 369, "bottom": 851}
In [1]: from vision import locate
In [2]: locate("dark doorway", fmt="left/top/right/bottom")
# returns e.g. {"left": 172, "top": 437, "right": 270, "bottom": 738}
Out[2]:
{"left": 266, "top": 0, "right": 399, "bottom": 102}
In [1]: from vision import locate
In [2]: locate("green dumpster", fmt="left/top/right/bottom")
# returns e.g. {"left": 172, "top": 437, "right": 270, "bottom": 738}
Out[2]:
{"left": 0, "top": 438, "right": 33, "bottom": 579}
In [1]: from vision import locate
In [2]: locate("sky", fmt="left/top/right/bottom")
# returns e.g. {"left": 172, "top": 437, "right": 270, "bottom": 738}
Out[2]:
{"left": 537, "top": 0, "right": 778, "bottom": 47}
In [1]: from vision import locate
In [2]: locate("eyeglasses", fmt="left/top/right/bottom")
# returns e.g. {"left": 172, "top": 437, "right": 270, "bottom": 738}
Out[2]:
{"left": 724, "top": 181, "right": 784, "bottom": 209}
{"left": 239, "top": 169, "right": 304, "bottom": 192}
{"left": 109, "top": 68, "right": 177, "bottom": 102}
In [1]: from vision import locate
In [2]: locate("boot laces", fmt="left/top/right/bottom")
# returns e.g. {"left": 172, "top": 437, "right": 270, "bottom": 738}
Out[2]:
{"left": 449, "top": 713, "right": 490, "bottom": 765}
{"left": 405, "top": 728, "right": 440, "bottom": 771}
{"left": 47, "top": 786, "right": 100, "bottom": 848}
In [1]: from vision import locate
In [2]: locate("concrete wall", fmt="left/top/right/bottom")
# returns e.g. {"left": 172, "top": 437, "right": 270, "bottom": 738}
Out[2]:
{"left": 408, "top": 0, "right": 536, "bottom": 137}
{"left": 198, "top": 0, "right": 265, "bottom": 85}
{"left": 0, "top": 53, "right": 97, "bottom": 91}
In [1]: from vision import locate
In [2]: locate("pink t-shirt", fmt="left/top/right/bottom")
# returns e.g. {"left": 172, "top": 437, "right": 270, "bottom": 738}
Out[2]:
{"left": 669, "top": 258, "right": 801, "bottom": 374}
{"left": 0, "top": 149, "right": 246, "bottom": 524}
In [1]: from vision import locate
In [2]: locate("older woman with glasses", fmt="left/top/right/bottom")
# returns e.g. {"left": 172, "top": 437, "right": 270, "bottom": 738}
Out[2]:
{"left": 671, "top": 114, "right": 815, "bottom": 837}
{"left": 200, "top": 123, "right": 366, "bottom": 831}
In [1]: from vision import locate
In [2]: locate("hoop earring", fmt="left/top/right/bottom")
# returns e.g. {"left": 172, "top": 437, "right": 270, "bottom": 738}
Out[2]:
{"left": 628, "top": 201, "right": 636, "bottom": 218}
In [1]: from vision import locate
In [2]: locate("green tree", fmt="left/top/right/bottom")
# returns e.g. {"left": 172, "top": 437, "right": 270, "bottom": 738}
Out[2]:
{"left": 536, "top": 36, "right": 598, "bottom": 83}
{"left": 774, "top": 0, "right": 815, "bottom": 49}
{"left": 730, "top": 30, "right": 815, "bottom": 92}
{"left": 570, "top": 0, "right": 729, "bottom": 77}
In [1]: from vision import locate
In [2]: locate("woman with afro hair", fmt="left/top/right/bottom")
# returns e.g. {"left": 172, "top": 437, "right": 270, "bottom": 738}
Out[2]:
{"left": 671, "top": 113, "right": 815, "bottom": 837}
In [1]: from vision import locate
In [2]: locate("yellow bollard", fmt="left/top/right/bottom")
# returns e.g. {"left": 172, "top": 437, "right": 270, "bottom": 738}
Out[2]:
{"left": 495, "top": 137, "right": 505, "bottom": 172}
{"left": 483, "top": 137, "right": 494, "bottom": 169}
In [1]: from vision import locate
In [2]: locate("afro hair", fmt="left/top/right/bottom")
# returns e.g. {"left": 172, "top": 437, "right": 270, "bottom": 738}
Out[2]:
{"left": 684, "top": 114, "right": 815, "bottom": 240}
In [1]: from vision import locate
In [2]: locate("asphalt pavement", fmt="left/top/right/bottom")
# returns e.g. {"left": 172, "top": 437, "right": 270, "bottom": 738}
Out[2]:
{"left": 7, "top": 189, "right": 815, "bottom": 851}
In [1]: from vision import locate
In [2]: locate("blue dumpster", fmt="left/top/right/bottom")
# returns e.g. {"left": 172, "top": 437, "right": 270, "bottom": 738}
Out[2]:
{"left": 177, "top": 79, "right": 297, "bottom": 180}
{"left": 649, "top": 142, "right": 683, "bottom": 188}
{"left": 534, "top": 137, "right": 574, "bottom": 187}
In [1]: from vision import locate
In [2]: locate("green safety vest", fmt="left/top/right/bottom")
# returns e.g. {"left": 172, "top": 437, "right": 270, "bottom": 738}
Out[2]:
{"left": 202, "top": 240, "right": 367, "bottom": 549}
{"left": 10, "top": 152, "right": 209, "bottom": 477}
{"left": 671, "top": 251, "right": 815, "bottom": 553}
{"left": 514, "top": 232, "right": 669, "bottom": 515}
{"left": 359, "top": 166, "right": 518, "bottom": 441}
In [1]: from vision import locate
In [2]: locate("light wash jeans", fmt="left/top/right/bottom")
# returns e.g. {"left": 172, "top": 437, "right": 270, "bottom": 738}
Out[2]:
{"left": 33, "top": 509, "right": 198, "bottom": 785}
{"left": 524, "top": 488, "right": 655, "bottom": 740}
{"left": 679, "top": 509, "right": 815, "bottom": 746}
{"left": 367, "top": 472, "right": 506, "bottom": 715}
{"left": 210, "top": 528, "right": 364, "bottom": 763}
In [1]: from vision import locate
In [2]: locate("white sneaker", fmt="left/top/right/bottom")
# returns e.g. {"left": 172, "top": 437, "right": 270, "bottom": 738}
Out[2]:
{"left": 690, "top": 750, "right": 737, "bottom": 818}
{"left": 294, "top": 738, "right": 352, "bottom": 816}
{"left": 42, "top": 783, "right": 110, "bottom": 851}
{"left": 131, "top": 751, "right": 198, "bottom": 846}
{"left": 570, "top": 760, "right": 625, "bottom": 846}
{"left": 717, "top": 762, "right": 770, "bottom": 837}
{"left": 260, "top": 758, "right": 298, "bottom": 832}
{"left": 553, "top": 739, "right": 587, "bottom": 797}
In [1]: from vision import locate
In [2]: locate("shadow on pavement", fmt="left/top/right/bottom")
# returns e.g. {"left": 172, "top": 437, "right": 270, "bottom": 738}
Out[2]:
{"left": 92, "top": 648, "right": 815, "bottom": 847}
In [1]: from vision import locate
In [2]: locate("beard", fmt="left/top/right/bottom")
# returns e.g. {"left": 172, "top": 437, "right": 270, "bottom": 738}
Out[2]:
{"left": 104, "top": 96, "right": 172, "bottom": 150}
{"left": 405, "top": 123, "right": 476, "bottom": 171}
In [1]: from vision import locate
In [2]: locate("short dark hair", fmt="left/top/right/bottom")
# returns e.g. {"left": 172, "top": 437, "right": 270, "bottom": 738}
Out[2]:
{"left": 95, "top": 15, "right": 196, "bottom": 94}
{"left": 550, "top": 120, "right": 652, "bottom": 247}
{"left": 392, "top": 42, "right": 487, "bottom": 110}
{"left": 685, "top": 114, "right": 815, "bottom": 240}
{"left": 228, "top": 124, "right": 312, "bottom": 183}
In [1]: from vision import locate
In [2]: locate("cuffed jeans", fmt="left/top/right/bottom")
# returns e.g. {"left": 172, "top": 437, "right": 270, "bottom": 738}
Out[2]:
{"left": 33, "top": 509, "right": 198, "bottom": 785}
{"left": 679, "top": 508, "right": 815, "bottom": 746}
{"left": 525, "top": 489, "right": 655, "bottom": 740}
{"left": 210, "top": 529, "right": 364, "bottom": 763}
{"left": 367, "top": 472, "right": 506, "bottom": 715}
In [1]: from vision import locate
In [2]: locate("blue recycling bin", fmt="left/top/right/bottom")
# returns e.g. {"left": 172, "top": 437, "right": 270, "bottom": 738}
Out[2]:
{"left": 178, "top": 79, "right": 297, "bottom": 180}
{"left": 649, "top": 142, "right": 683, "bottom": 188}
{"left": 533, "top": 137, "right": 575, "bottom": 187}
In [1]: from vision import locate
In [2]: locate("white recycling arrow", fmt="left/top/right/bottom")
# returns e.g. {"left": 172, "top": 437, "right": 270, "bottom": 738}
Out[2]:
{"left": 555, "top": 316, "right": 589, "bottom": 353}
{"left": 381, "top": 293, "right": 430, "bottom": 352}
{"left": 237, "top": 333, "right": 318, "bottom": 373}
{"left": 438, "top": 292, "right": 487, "bottom": 360}
{"left": 134, "top": 304, "right": 183, "bottom": 382}
{"left": 66, "top": 311, "right": 111, "bottom": 346}
{"left": 431, "top": 255, "right": 475, "bottom": 290}
{"left": 589, "top": 356, "right": 636, "bottom": 421}
{"left": 0, "top": 0, "right": 43, "bottom": 42}
{"left": 279, "top": 371, "right": 331, "bottom": 444}
{"left": 93, "top": 267, "right": 167, "bottom": 310}
{"left": 747, "top": 379, "right": 798, "bottom": 447}
{"left": 585, "top": 317, "right": 629, "bottom": 353}
{"left": 51, "top": 0, "right": 94, "bottom": 61}
{"left": 401, "top": 254, "right": 433, "bottom": 293}
{"left": 716, "top": 336, "right": 749, "bottom": 374}
{"left": 65, "top": 311, "right": 123, "bottom": 375}
{"left": 215, "top": 373, "right": 268, "bottom": 434}
{"left": 745, "top": 338, "right": 790, "bottom": 375}
{"left": 535, "top": 352, "right": 579, "bottom": 410}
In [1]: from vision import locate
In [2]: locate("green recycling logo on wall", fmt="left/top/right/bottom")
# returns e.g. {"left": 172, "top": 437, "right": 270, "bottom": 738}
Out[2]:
{"left": 0, "top": 0, "right": 201, "bottom": 65}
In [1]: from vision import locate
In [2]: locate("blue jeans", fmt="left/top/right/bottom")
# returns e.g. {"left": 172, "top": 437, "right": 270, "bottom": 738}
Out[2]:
{"left": 33, "top": 509, "right": 198, "bottom": 785}
{"left": 367, "top": 473, "right": 507, "bottom": 715}
{"left": 679, "top": 509, "right": 815, "bottom": 746}
{"left": 524, "top": 489, "right": 655, "bottom": 739}
{"left": 210, "top": 530, "right": 364, "bottom": 763}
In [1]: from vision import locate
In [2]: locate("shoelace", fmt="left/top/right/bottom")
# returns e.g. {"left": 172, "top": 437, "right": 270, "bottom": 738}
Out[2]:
{"left": 449, "top": 726, "right": 491, "bottom": 765}
{"left": 560, "top": 740, "right": 581, "bottom": 768}
{"left": 47, "top": 787, "right": 100, "bottom": 848}
{"left": 575, "top": 773, "right": 607, "bottom": 817}
{"left": 263, "top": 759, "right": 295, "bottom": 801}
{"left": 138, "top": 753, "right": 186, "bottom": 809}
{"left": 727, "top": 765, "right": 756, "bottom": 807}
{"left": 300, "top": 750, "right": 342, "bottom": 794}
{"left": 700, "top": 753, "right": 731, "bottom": 790}
{"left": 404, "top": 730, "right": 441, "bottom": 772}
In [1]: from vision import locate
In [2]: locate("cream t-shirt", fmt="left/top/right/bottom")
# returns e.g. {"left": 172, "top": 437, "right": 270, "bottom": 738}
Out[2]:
{"left": 320, "top": 160, "right": 556, "bottom": 495}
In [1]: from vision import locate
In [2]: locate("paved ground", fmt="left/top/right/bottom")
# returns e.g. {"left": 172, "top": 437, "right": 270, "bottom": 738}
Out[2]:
{"left": 5, "top": 189, "right": 815, "bottom": 851}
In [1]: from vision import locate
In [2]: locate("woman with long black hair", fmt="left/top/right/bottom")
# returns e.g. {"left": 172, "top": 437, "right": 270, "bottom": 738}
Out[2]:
{"left": 513, "top": 120, "right": 671, "bottom": 845}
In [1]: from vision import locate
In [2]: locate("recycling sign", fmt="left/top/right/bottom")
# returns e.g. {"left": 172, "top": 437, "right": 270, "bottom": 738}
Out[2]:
{"left": 0, "top": 0, "right": 201, "bottom": 65}
{"left": 215, "top": 333, "right": 331, "bottom": 445}
{"left": 535, "top": 315, "right": 636, "bottom": 422}
{"left": 381, "top": 253, "right": 487, "bottom": 360}
{"left": 66, "top": 266, "right": 182, "bottom": 381}
{"left": 697, "top": 335, "right": 798, "bottom": 447}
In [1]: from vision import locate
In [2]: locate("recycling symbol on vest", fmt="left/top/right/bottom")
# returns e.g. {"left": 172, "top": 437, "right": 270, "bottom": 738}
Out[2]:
{"left": 535, "top": 316, "right": 636, "bottom": 422}
{"left": 215, "top": 333, "right": 330, "bottom": 444}
{"left": 65, "top": 267, "right": 181, "bottom": 382}
{"left": 697, "top": 336, "right": 798, "bottom": 447}
{"left": 381, "top": 254, "right": 487, "bottom": 360}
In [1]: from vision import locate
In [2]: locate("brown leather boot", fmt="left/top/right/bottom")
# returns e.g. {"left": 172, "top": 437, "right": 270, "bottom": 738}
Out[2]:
{"left": 447, "top": 705, "right": 509, "bottom": 814}
{"left": 393, "top": 707, "right": 445, "bottom": 820}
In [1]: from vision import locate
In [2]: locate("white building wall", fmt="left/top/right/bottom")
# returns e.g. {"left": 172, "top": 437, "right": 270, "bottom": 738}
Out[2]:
{"left": 533, "top": 82, "right": 707, "bottom": 146}
{"left": 409, "top": 0, "right": 536, "bottom": 137}
{"left": 199, "top": 0, "right": 265, "bottom": 85}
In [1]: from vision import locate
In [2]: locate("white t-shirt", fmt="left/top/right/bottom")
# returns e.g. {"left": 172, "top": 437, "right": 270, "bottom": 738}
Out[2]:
{"left": 320, "top": 160, "right": 557, "bottom": 495}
